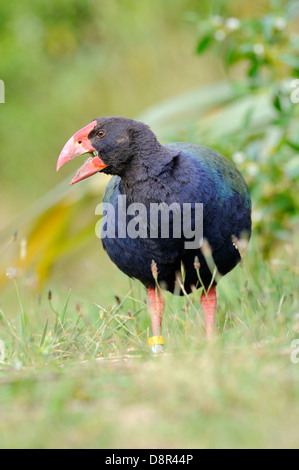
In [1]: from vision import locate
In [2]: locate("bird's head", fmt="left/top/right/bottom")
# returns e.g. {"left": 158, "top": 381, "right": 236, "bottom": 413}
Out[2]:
{"left": 57, "top": 116, "right": 155, "bottom": 185}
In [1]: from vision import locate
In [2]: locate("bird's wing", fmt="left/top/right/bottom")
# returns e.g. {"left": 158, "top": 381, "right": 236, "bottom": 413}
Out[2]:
{"left": 165, "top": 142, "right": 251, "bottom": 210}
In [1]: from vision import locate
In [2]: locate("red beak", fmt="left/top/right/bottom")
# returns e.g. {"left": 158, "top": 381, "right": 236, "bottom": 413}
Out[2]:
{"left": 57, "top": 120, "right": 108, "bottom": 185}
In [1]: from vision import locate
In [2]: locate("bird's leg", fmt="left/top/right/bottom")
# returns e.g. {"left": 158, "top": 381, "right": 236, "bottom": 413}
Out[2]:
{"left": 147, "top": 287, "right": 165, "bottom": 353}
{"left": 200, "top": 285, "right": 217, "bottom": 339}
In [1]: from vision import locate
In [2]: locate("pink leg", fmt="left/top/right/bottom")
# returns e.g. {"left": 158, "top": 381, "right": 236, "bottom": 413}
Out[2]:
{"left": 148, "top": 287, "right": 164, "bottom": 335}
{"left": 147, "top": 287, "right": 165, "bottom": 351}
{"left": 200, "top": 285, "right": 217, "bottom": 339}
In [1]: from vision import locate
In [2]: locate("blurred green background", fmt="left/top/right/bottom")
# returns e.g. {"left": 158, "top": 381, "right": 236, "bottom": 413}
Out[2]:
{"left": 1, "top": 0, "right": 299, "bottom": 450}
{"left": 0, "top": 0, "right": 298, "bottom": 308}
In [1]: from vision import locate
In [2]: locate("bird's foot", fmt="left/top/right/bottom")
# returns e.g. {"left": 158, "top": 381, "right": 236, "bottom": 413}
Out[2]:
{"left": 150, "top": 344, "right": 164, "bottom": 354}
{"left": 148, "top": 335, "right": 165, "bottom": 354}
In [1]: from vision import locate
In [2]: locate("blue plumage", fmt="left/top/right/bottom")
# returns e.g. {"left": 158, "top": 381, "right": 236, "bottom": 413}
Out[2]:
{"left": 101, "top": 139, "right": 251, "bottom": 294}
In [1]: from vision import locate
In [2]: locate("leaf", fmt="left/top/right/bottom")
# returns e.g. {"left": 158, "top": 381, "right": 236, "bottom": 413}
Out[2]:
{"left": 225, "top": 37, "right": 241, "bottom": 66}
{"left": 284, "top": 155, "right": 299, "bottom": 180}
{"left": 40, "top": 319, "right": 49, "bottom": 347}
{"left": 196, "top": 35, "right": 212, "bottom": 54}
{"left": 273, "top": 93, "right": 282, "bottom": 112}
{"left": 261, "top": 14, "right": 275, "bottom": 41}
{"left": 279, "top": 54, "right": 299, "bottom": 71}
{"left": 286, "top": 140, "right": 299, "bottom": 152}
{"left": 61, "top": 289, "right": 71, "bottom": 324}
{"left": 248, "top": 59, "right": 260, "bottom": 78}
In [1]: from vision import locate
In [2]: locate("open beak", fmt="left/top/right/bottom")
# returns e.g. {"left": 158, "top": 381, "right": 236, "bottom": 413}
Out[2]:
{"left": 56, "top": 120, "right": 108, "bottom": 185}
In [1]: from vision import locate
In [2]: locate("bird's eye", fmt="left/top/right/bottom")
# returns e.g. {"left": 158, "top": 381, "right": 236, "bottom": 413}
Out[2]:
{"left": 97, "top": 129, "right": 105, "bottom": 138}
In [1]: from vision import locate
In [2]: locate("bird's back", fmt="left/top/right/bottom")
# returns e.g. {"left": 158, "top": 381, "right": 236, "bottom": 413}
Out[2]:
{"left": 165, "top": 142, "right": 251, "bottom": 211}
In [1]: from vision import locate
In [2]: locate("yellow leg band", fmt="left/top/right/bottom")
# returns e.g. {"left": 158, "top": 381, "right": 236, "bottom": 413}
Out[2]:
{"left": 148, "top": 335, "right": 165, "bottom": 347}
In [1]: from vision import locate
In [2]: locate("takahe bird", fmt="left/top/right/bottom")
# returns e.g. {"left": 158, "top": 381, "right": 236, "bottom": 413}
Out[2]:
{"left": 57, "top": 117, "right": 251, "bottom": 351}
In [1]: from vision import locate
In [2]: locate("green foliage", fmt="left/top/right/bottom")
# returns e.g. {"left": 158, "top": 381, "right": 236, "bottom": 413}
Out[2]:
{"left": 0, "top": 0, "right": 207, "bottom": 201}
{"left": 0, "top": 235, "right": 297, "bottom": 365}
{"left": 195, "top": 1, "right": 299, "bottom": 80}
{"left": 0, "top": 0, "right": 299, "bottom": 449}
{"left": 191, "top": 0, "right": 299, "bottom": 254}
{"left": 0, "top": 241, "right": 299, "bottom": 448}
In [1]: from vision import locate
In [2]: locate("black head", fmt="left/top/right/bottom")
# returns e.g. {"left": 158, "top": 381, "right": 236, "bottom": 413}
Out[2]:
{"left": 88, "top": 117, "right": 157, "bottom": 175}
{"left": 57, "top": 116, "right": 160, "bottom": 184}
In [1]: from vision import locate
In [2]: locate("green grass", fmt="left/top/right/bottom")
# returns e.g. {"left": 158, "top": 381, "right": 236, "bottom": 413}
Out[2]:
{"left": 0, "top": 239, "right": 299, "bottom": 449}
{"left": 0, "top": 0, "right": 298, "bottom": 450}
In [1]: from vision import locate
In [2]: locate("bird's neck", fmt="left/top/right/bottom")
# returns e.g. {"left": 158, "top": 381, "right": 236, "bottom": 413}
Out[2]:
{"left": 120, "top": 145, "right": 179, "bottom": 204}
